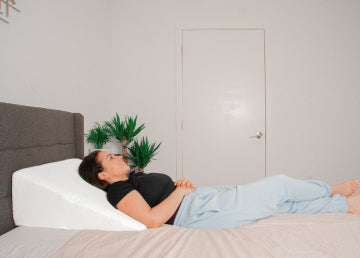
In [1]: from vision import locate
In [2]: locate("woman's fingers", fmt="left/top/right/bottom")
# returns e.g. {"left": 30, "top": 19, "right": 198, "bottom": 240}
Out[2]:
{"left": 174, "top": 177, "right": 194, "bottom": 189}
{"left": 175, "top": 177, "right": 185, "bottom": 186}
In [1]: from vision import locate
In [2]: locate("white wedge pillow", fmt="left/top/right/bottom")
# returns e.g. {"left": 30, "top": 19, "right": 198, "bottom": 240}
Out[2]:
{"left": 12, "top": 158, "right": 146, "bottom": 231}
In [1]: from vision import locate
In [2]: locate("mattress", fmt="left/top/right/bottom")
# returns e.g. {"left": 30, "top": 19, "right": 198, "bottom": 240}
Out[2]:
{"left": 53, "top": 213, "right": 360, "bottom": 258}
{"left": 1, "top": 213, "right": 359, "bottom": 257}
{"left": 0, "top": 226, "right": 79, "bottom": 258}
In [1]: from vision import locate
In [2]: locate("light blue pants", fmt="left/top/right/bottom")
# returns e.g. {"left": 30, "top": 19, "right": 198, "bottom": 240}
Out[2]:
{"left": 173, "top": 174, "right": 348, "bottom": 230}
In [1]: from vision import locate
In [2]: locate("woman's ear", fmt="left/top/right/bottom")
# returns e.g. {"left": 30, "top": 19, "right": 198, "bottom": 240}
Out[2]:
{"left": 97, "top": 171, "right": 107, "bottom": 181}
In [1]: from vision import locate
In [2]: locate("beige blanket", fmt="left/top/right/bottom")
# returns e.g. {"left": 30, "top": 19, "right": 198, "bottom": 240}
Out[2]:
{"left": 53, "top": 214, "right": 360, "bottom": 258}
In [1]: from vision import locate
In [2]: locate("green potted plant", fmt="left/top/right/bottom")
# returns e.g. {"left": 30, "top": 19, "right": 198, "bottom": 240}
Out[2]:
{"left": 124, "top": 137, "right": 161, "bottom": 172}
{"left": 105, "top": 113, "right": 145, "bottom": 163}
{"left": 85, "top": 122, "right": 111, "bottom": 152}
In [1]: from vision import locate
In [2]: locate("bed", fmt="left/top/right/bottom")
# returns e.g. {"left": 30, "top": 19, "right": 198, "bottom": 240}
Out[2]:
{"left": 1, "top": 102, "right": 360, "bottom": 258}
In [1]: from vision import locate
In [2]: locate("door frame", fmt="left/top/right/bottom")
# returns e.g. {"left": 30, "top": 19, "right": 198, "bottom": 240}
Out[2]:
{"left": 175, "top": 27, "right": 268, "bottom": 181}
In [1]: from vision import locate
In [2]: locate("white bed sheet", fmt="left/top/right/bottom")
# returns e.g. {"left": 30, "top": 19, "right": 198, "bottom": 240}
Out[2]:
{"left": 0, "top": 226, "right": 79, "bottom": 258}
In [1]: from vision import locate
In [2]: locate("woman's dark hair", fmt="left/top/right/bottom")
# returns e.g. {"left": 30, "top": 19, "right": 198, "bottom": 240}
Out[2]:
{"left": 78, "top": 150, "right": 110, "bottom": 191}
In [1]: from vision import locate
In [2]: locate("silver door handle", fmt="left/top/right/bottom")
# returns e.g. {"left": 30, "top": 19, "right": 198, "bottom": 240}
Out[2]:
{"left": 249, "top": 132, "right": 263, "bottom": 139}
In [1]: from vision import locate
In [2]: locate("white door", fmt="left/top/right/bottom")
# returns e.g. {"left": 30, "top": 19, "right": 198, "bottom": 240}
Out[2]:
{"left": 178, "top": 29, "right": 266, "bottom": 186}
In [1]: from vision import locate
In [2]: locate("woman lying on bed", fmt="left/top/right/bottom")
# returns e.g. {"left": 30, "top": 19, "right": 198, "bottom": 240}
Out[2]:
{"left": 79, "top": 150, "right": 360, "bottom": 230}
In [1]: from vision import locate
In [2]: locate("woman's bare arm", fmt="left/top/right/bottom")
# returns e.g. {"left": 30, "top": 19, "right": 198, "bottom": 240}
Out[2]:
{"left": 116, "top": 186, "right": 192, "bottom": 228}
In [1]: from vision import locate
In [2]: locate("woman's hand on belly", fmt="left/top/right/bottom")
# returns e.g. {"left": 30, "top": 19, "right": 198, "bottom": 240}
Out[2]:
{"left": 175, "top": 177, "right": 195, "bottom": 191}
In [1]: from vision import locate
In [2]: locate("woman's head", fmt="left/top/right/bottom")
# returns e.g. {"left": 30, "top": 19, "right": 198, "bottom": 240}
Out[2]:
{"left": 78, "top": 151, "right": 130, "bottom": 191}
{"left": 78, "top": 150, "right": 109, "bottom": 191}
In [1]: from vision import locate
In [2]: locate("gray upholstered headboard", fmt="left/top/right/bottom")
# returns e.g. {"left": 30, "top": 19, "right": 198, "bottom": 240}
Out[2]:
{"left": 0, "top": 102, "right": 84, "bottom": 235}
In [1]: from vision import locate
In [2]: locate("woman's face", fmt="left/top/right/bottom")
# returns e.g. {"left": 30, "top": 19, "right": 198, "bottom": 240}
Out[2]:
{"left": 96, "top": 151, "right": 130, "bottom": 183}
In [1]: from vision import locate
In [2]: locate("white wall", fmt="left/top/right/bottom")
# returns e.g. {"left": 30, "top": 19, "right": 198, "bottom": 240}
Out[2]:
{"left": 0, "top": 0, "right": 113, "bottom": 153}
{"left": 111, "top": 0, "right": 360, "bottom": 183}
{"left": 1, "top": 0, "right": 359, "bottom": 184}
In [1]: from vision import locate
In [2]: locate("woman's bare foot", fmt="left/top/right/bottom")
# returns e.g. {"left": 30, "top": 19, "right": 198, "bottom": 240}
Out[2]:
{"left": 347, "top": 192, "right": 360, "bottom": 214}
{"left": 331, "top": 179, "right": 359, "bottom": 197}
